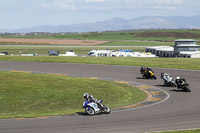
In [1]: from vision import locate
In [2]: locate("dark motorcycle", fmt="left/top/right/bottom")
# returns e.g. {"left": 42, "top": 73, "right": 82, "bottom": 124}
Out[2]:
{"left": 178, "top": 81, "right": 191, "bottom": 92}
{"left": 140, "top": 66, "right": 157, "bottom": 79}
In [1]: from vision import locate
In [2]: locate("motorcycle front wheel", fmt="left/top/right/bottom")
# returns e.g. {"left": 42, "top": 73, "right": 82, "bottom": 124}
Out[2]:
{"left": 103, "top": 105, "right": 111, "bottom": 114}
{"left": 85, "top": 107, "right": 95, "bottom": 116}
{"left": 185, "top": 86, "right": 191, "bottom": 92}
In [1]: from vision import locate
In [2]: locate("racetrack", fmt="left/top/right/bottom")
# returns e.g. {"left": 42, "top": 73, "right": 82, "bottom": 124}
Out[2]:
{"left": 0, "top": 61, "right": 200, "bottom": 133}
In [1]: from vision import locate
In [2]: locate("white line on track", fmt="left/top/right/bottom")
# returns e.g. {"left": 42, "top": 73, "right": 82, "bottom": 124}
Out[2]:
{"left": 147, "top": 127, "right": 200, "bottom": 133}
{"left": 112, "top": 87, "right": 170, "bottom": 113}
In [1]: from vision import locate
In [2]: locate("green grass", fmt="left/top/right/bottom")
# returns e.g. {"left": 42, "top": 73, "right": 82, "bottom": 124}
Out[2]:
{"left": 0, "top": 40, "right": 172, "bottom": 46}
{"left": 0, "top": 56, "right": 200, "bottom": 70}
{"left": 1, "top": 29, "right": 200, "bottom": 43}
{"left": 103, "top": 40, "right": 173, "bottom": 46}
{"left": 152, "top": 129, "right": 200, "bottom": 133}
{"left": 1, "top": 29, "right": 200, "bottom": 47}
{"left": 0, "top": 71, "right": 146, "bottom": 119}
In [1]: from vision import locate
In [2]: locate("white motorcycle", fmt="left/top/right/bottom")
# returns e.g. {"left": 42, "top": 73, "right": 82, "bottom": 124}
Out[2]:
{"left": 161, "top": 74, "right": 176, "bottom": 87}
{"left": 83, "top": 100, "right": 111, "bottom": 116}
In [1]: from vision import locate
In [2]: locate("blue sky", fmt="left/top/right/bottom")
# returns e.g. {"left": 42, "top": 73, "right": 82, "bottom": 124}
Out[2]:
{"left": 0, "top": 0, "right": 200, "bottom": 29}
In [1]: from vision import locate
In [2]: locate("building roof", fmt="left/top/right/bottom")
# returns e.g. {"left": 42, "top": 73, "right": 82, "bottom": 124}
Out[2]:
{"left": 180, "top": 51, "right": 200, "bottom": 55}
{"left": 156, "top": 47, "right": 174, "bottom": 52}
{"left": 175, "top": 39, "right": 197, "bottom": 42}
{"left": 146, "top": 46, "right": 171, "bottom": 49}
{"left": 176, "top": 44, "right": 200, "bottom": 47}
{"left": 146, "top": 46, "right": 174, "bottom": 51}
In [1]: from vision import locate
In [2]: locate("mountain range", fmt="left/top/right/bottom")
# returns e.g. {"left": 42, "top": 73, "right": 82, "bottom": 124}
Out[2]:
{"left": 1, "top": 15, "right": 200, "bottom": 33}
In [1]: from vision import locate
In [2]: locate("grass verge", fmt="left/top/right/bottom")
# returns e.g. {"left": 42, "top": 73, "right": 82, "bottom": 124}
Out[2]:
{"left": 0, "top": 71, "right": 145, "bottom": 119}
{"left": 151, "top": 129, "right": 200, "bottom": 133}
{"left": 1, "top": 29, "right": 200, "bottom": 42}
{"left": 0, "top": 40, "right": 172, "bottom": 46}
{"left": 0, "top": 56, "right": 200, "bottom": 70}
{"left": 101, "top": 40, "right": 172, "bottom": 46}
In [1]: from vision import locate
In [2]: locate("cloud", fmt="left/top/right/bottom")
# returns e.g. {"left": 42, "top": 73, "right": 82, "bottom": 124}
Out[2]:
{"left": 151, "top": 6, "right": 178, "bottom": 10}
{"left": 40, "top": 1, "right": 76, "bottom": 10}
{"left": 152, "top": 0, "right": 185, "bottom": 5}
{"left": 148, "top": 0, "right": 200, "bottom": 11}
{"left": 84, "top": 0, "right": 106, "bottom": 2}
{"left": 37, "top": 0, "right": 200, "bottom": 13}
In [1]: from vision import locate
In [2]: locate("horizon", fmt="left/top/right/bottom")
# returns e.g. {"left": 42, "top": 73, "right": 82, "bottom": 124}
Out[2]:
{"left": 1, "top": 15, "right": 200, "bottom": 30}
{"left": 1, "top": 0, "right": 200, "bottom": 29}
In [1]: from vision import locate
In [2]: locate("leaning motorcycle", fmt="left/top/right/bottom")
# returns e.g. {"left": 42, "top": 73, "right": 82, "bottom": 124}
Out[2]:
{"left": 83, "top": 100, "right": 111, "bottom": 116}
{"left": 140, "top": 68, "right": 157, "bottom": 79}
{"left": 178, "top": 81, "right": 191, "bottom": 92}
{"left": 162, "top": 76, "right": 176, "bottom": 87}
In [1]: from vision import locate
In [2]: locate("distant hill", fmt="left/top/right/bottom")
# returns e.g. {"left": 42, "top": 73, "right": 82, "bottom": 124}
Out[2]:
{"left": 1, "top": 15, "right": 200, "bottom": 33}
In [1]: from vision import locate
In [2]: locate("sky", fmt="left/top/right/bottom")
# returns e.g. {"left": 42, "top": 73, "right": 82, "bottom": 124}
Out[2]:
{"left": 0, "top": 0, "right": 200, "bottom": 29}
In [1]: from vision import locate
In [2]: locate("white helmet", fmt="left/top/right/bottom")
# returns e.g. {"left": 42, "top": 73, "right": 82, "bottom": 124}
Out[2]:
{"left": 176, "top": 76, "right": 180, "bottom": 80}
{"left": 83, "top": 93, "right": 89, "bottom": 98}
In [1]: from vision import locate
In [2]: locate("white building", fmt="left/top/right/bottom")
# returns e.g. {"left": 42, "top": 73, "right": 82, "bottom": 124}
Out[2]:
{"left": 146, "top": 46, "right": 174, "bottom": 57}
{"left": 146, "top": 39, "right": 200, "bottom": 58}
{"left": 88, "top": 49, "right": 157, "bottom": 57}
{"left": 88, "top": 50, "right": 111, "bottom": 57}
{"left": 59, "top": 50, "right": 77, "bottom": 56}
{"left": 111, "top": 49, "right": 133, "bottom": 57}
{"left": 180, "top": 51, "right": 200, "bottom": 58}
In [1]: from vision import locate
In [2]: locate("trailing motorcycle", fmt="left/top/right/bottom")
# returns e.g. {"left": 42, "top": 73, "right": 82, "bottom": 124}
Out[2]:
{"left": 178, "top": 81, "right": 191, "bottom": 92}
{"left": 140, "top": 66, "right": 157, "bottom": 79}
{"left": 83, "top": 100, "right": 111, "bottom": 116}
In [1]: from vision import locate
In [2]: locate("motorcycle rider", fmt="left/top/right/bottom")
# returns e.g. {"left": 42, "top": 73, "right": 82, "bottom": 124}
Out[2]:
{"left": 161, "top": 72, "right": 172, "bottom": 86}
{"left": 140, "top": 66, "right": 152, "bottom": 78}
{"left": 140, "top": 66, "right": 145, "bottom": 75}
{"left": 83, "top": 93, "right": 104, "bottom": 109}
{"left": 175, "top": 76, "right": 186, "bottom": 89}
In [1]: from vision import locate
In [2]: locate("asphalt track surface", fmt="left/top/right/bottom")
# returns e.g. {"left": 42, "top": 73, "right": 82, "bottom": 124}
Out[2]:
{"left": 0, "top": 61, "right": 200, "bottom": 133}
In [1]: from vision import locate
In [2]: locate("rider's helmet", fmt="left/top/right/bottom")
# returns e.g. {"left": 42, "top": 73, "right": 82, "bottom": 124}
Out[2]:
{"left": 83, "top": 93, "right": 89, "bottom": 99}
{"left": 161, "top": 72, "right": 164, "bottom": 78}
{"left": 164, "top": 73, "right": 168, "bottom": 77}
{"left": 140, "top": 66, "right": 145, "bottom": 73}
{"left": 176, "top": 76, "right": 180, "bottom": 80}
{"left": 147, "top": 67, "right": 152, "bottom": 71}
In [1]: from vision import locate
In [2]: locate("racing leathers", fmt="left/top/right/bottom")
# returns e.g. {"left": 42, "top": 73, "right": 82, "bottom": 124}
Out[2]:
{"left": 140, "top": 66, "right": 152, "bottom": 78}
{"left": 83, "top": 93, "right": 104, "bottom": 109}
{"left": 161, "top": 73, "right": 171, "bottom": 86}
{"left": 175, "top": 77, "right": 186, "bottom": 89}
